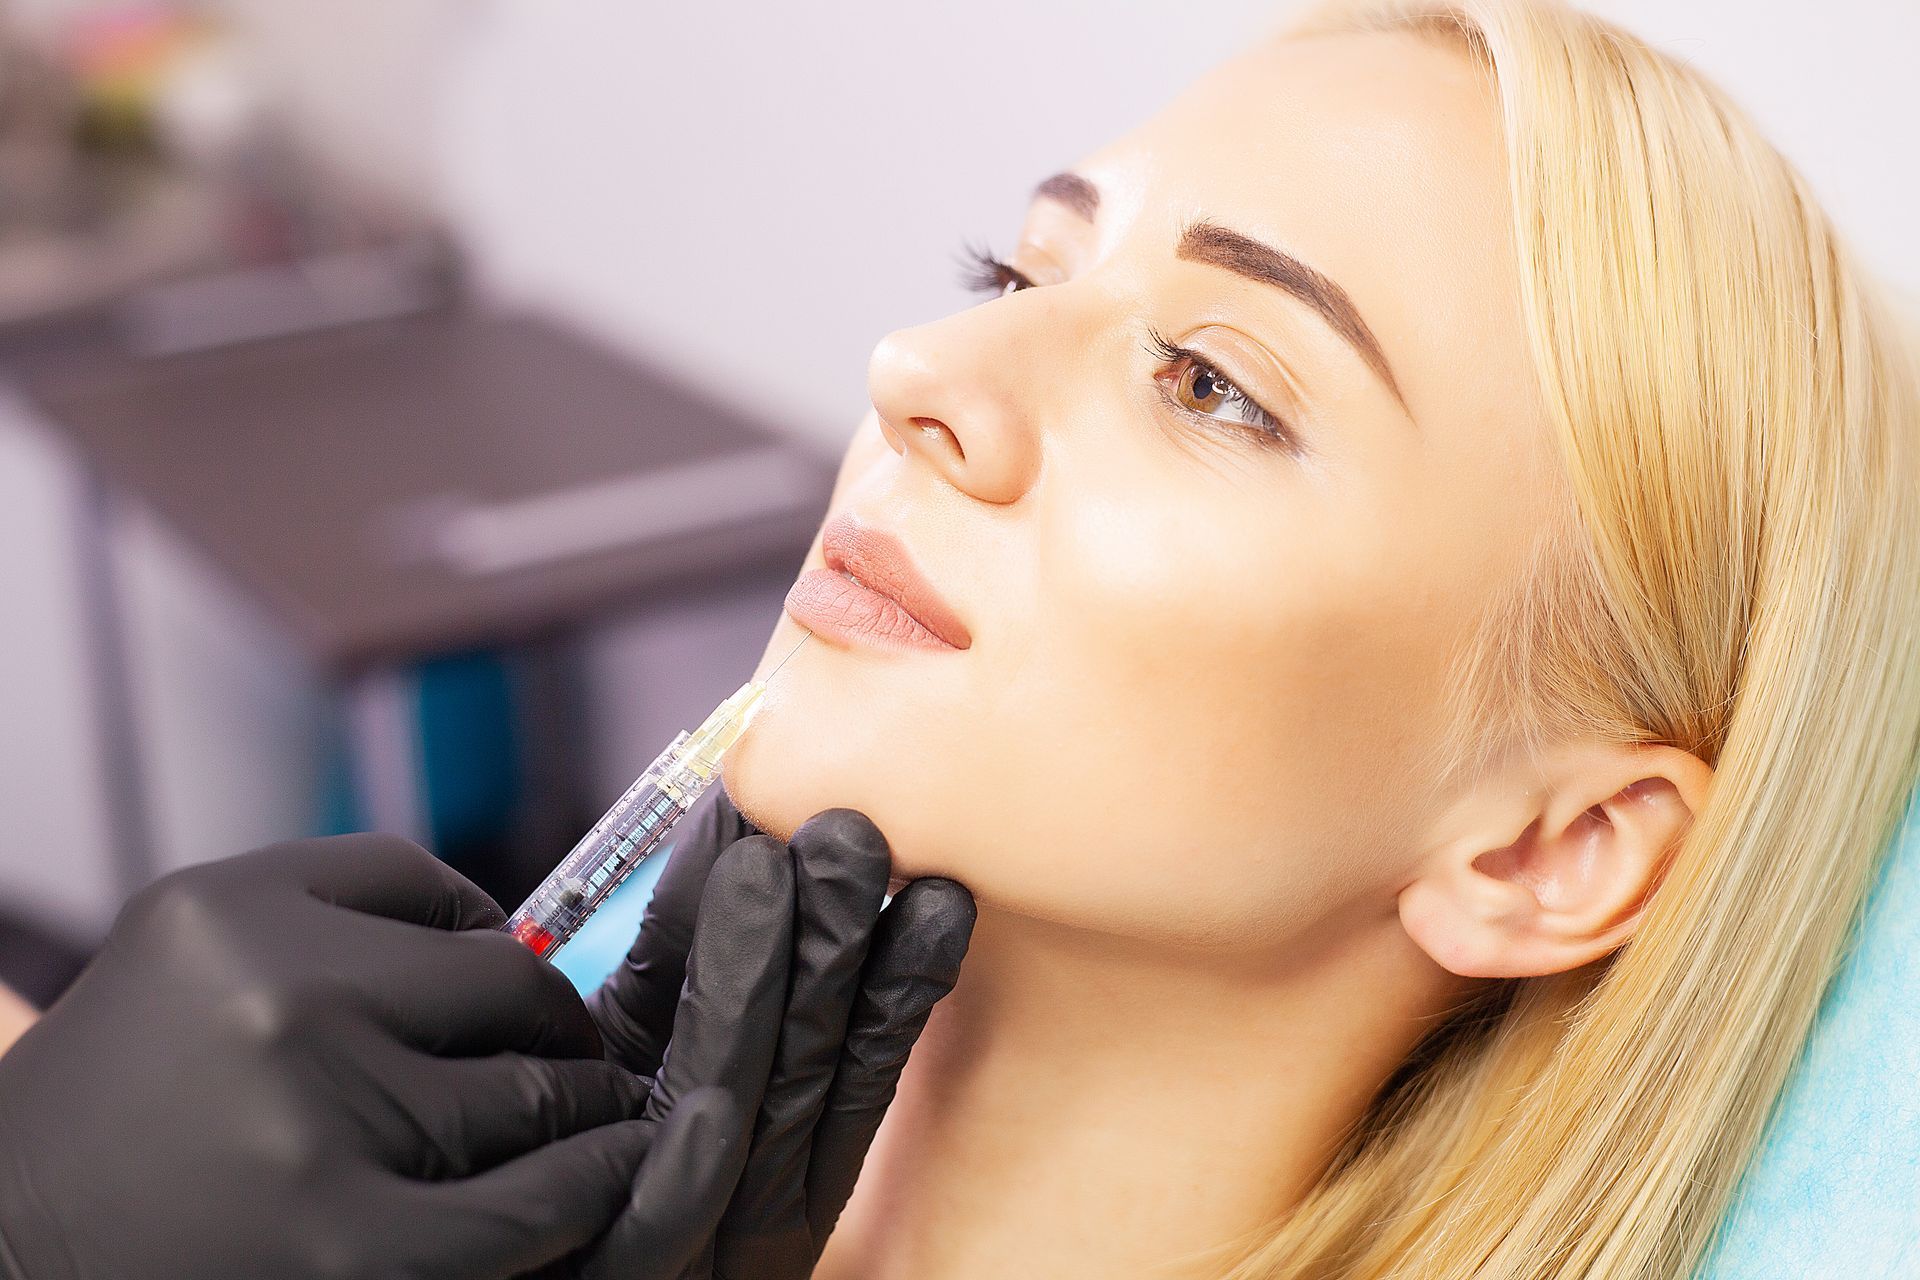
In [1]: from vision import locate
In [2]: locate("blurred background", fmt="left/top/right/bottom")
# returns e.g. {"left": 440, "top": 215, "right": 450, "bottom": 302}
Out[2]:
{"left": 0, "top": 0, "right": 1912, "bottom": 1001}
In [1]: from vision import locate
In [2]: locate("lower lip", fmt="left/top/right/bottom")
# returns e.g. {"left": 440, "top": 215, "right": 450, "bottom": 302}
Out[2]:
{"left": 784, "top": 569, "right": 962, "bottom": 652}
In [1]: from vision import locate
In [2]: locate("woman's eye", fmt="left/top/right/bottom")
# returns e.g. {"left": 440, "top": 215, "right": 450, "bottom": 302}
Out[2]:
{"left": 1169, "top": 358, "right": 1264, "bottom": 425}
{"left": 1146, "top": 329, "right": 1298, "bottom": 451}
{"left": 958, "top": 243, "right": 1035, "bottom": 297}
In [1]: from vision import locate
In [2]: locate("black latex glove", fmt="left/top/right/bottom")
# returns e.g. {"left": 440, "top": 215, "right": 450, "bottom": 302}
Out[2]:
{"left": 586, "top": 790, "right": 976, "bottom": 1279}
{"left": 0, "top": 835, "right": 761, "bottom": 1280}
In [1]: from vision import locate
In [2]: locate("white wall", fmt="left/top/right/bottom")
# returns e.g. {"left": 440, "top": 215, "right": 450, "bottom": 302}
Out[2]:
{"left": 0, "top": 399, "right": 117, "bottom": 937}
{"left": 432, "top": 0, "right": 1920, "bottom": 449}
{"left": 215, "top": 0, "right": 466, "bottom": 208}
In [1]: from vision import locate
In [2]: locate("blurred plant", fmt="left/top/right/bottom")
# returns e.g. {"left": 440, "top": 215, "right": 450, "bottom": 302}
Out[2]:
{"left": 63, "top": 6, "right": 251, "bottom": 160}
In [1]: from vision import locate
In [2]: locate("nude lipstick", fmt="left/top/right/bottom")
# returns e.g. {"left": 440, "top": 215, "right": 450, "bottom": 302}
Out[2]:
{"left": 784, "top": 515, "right": 971, "bottom": 652}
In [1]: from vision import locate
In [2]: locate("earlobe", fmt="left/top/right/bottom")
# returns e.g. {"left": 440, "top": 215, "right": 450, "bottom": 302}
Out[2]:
{"left": 1398, "top": 743, "right": 1712, "bottom": 980}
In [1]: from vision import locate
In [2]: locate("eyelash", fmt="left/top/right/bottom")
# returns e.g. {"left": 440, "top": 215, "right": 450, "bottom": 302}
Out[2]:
{"left": 957, "top": 242, "right": 1296, "bottom": 451}
{"left": 958, "top": 242, "right": 1036, "bottom": 297}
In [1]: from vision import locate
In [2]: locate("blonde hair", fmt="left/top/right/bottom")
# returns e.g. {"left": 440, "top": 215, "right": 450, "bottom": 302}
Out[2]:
{"left": 1222, "top": 2, "right": 1920, "bottom": 1277}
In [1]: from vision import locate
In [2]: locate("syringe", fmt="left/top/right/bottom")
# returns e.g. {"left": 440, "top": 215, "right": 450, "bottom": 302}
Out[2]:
{"left": 503, "top": 633, "right": 809, "bottom": 957}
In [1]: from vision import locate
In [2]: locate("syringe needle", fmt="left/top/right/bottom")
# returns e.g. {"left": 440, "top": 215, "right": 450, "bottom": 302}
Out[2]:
{"left": 768, "top": 630, "right": 814, "bottom": 680}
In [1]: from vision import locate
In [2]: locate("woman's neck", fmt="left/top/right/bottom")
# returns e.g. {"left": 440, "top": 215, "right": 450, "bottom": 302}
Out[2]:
{"left": 815, "top": 902, "right": 1463, "bottom": 1279}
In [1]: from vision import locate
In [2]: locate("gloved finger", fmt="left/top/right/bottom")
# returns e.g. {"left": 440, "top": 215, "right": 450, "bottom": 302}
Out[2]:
{"left": 320, "top": 911, "right": 606, "bottom": 1060}
{"left": 578, "top": 1085, "right": 753, "bottom": 1280}
{"left": 382, "top": 1119, "right": 657, "bottom": 1280}
{"left": 805, "top": 876, "right": 975, "bottom": 1249}
{"left": 641, "top": 837, "right": 794, "bottom": 1122}
{"left": 713, "top": 809, "right": 891, "bottom": 1278}
{"left": 589, "top": 786, "right": 757, "bottom": 1076}
{"left": 372, "top": 1048, "right": 650, "bottom": 1180}
{"left": 233, "top": 833, "right": 507, "bottom": 931}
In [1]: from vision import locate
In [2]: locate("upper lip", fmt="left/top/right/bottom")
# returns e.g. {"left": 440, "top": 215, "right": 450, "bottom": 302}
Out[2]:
{"left": 821, "top": 514, "right": 972, "bottom": 650}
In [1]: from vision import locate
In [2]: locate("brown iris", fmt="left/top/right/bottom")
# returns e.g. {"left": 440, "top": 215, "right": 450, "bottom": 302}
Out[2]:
{"left": 1170, "top": 357, "right": 1240, "bottom": 417}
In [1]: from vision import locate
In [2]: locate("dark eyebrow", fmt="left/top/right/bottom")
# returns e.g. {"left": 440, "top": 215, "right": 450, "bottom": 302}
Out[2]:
{"left": 1033, "top": 172, "right": 1100, "bottom": 221}
{"left": 1177, "top": 221, "right": 1407, "bottom": 411}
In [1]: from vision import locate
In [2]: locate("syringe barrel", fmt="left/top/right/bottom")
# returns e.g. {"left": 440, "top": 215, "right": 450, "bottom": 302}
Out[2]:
{"left": 502, "top": 677, "right": 768, "bottom": 958}
{"left": 503, "top": 732, "right": 714, "bottom": 958}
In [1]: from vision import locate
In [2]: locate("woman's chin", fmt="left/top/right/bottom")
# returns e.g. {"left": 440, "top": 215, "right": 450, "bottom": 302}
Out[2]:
{"left": 724, "top": 618, "right": 982, "bottom": 884}
{"left": 717, "top": 737, "right": 807, "bottom": 845}
{"left": 719, "top": 694, "right": 944, "bottom": 883}
{"left": 720, "top": 686, "right": 867, "bottom": 846}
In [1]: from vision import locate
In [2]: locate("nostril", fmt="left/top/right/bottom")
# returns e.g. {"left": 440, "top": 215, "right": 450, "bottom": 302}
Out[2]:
{"left": 909, "top": 416, "right": 965, "bottom": 462}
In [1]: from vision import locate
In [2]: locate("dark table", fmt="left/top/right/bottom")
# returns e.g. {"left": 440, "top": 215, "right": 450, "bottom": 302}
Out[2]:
{"left": 10, "top": 305, "right": 834, "bottom": 897}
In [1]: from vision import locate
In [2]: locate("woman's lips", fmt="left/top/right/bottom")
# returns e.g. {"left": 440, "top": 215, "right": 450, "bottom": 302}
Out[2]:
{"left": 783, "top": 516, "right": 971, "bottom": 652}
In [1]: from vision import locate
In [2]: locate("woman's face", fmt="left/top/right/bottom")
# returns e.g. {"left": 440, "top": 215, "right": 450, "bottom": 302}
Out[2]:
{"left": 726, "top": 30, "right": 1552, "bottom": 952}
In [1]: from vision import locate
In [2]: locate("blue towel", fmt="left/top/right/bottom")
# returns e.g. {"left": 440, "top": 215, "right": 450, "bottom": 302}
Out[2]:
{"left": 552, "top": 843, "right": 672, "bottom": 995}
{"left": 1699, "top": 789, "right": 1920, "bottom": 1277}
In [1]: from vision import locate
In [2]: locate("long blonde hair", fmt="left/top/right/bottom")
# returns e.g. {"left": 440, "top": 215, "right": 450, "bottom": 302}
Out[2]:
{"left": 1223, "top": 2, "right": 1920, "bottom": 1276}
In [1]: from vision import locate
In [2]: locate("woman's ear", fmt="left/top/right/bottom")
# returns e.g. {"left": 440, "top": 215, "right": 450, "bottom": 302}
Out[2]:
{"left": 1398, "top": 741, "right": 1713, "bottom": 979}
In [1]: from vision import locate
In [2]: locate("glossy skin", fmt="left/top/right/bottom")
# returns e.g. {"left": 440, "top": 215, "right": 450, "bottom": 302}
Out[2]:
{"left": 728, "top": 28, "right": 1550, "bottom": 953}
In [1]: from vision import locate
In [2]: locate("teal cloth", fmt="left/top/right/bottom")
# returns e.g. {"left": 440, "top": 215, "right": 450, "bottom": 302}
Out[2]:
{"left": 1699, "top": 787, "right": 1920, "bottom": 1277}
{"left": 553, "top": 842, "right": 672, "bottom": 995}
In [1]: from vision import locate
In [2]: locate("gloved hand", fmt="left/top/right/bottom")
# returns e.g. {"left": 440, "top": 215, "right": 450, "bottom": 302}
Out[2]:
{"left": 0, "top": 834, "right": 776, "bottom": 1280}
{"left": 585, "top": 790, "right": 977, "bottom": 1279}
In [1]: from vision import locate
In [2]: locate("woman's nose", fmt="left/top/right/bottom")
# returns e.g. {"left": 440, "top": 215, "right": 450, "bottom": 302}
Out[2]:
{"left": 865, "top": 314, "right": 1043, "bottom": 506}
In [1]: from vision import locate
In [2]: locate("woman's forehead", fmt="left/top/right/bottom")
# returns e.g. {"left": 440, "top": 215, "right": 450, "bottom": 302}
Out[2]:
{"left": 1076, "top": 32, "right": 1506, "bottom": 272}
{"left": 1069, "top": 30, "right": 1527, "bottom": 445}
